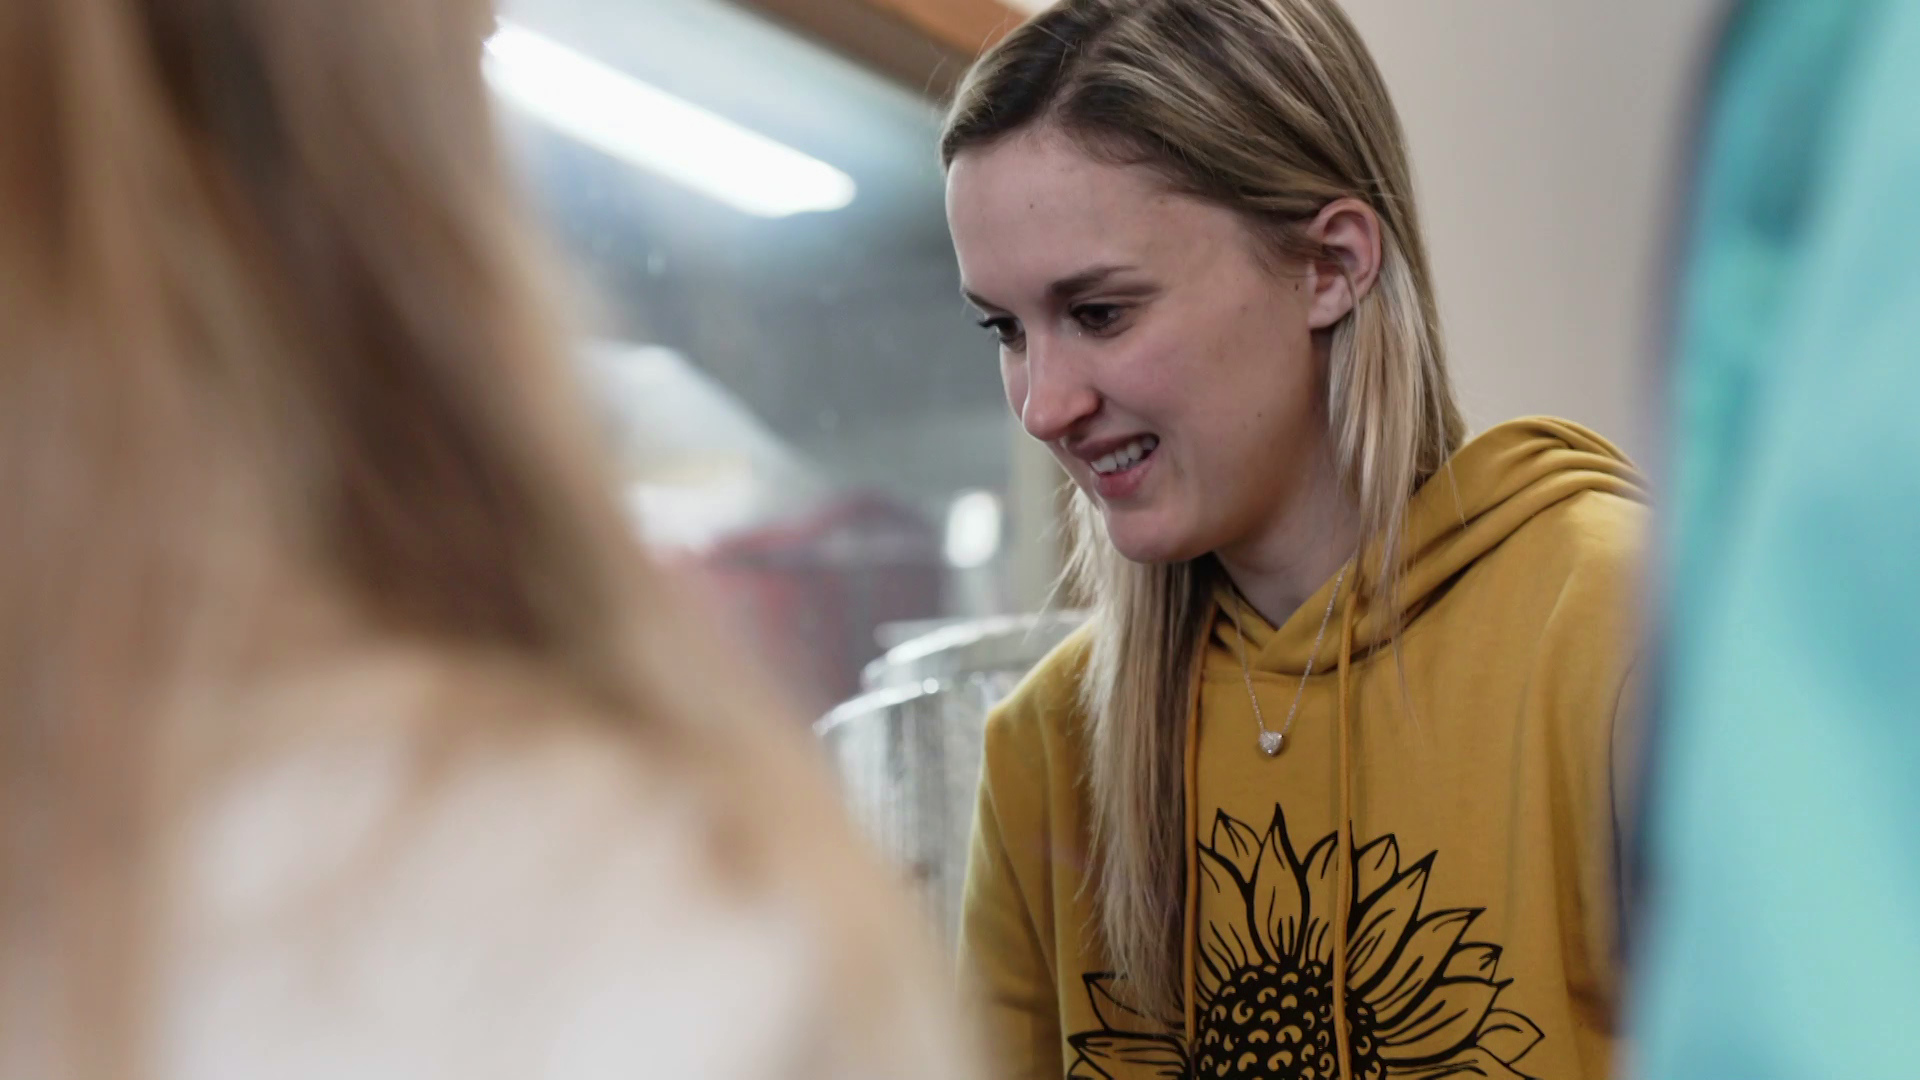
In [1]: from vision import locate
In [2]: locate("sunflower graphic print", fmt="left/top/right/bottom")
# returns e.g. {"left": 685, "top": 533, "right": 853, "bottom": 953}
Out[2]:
{"left": 1067, "top": 806, "right": 1546, "bottom": 1080}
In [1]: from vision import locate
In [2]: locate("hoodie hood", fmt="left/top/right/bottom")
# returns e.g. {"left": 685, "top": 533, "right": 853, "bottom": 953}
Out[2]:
{"left": 1220, "top": 417, "right": 1647, "bottom": 675}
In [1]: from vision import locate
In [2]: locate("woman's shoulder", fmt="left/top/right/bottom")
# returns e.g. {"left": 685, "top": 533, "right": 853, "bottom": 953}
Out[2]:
{"left": 1434, "top": 486, "right": 1647, "bottom": 683}
{"left": 1549, "top": 485, "right": 1648, "bottom": 556}
{"left": 983, "top": 620, "right": 1097, "bottom": 760}
{"left": 1474, "top": 488, "right": 1648, "bottom": 704}
{"left": 1494, "top": 485, "right": 1649, "bottom": 590}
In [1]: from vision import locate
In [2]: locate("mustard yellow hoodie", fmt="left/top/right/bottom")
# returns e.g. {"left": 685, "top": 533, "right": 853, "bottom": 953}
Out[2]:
{"left": 960, "top": 418, "right": 1646, "bottom": 1080}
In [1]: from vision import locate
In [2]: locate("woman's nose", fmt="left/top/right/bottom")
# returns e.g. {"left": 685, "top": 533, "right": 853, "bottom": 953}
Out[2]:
{"left": 1017, "top": 343, "right": 1099, "bottom": 444}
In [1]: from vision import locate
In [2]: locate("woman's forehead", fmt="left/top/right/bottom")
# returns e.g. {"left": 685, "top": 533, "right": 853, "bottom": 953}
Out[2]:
{"left": 948, "top": 133, "right": 1237, "bottom": 300}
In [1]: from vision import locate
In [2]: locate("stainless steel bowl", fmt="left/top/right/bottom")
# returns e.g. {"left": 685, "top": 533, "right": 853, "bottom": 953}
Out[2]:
{"left": 817, "top": 612, "right": 1085, "bottom": 944}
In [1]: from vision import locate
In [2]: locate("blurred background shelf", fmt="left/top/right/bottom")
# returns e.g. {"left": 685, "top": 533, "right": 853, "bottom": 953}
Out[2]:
{"left": 817, "top": 611, "right": 1086, "bottom": 943}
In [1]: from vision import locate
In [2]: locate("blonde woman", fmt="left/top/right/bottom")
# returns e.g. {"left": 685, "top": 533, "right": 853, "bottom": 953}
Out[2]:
{"left": 942, "top": 1, "right": 1646, "bottom": 1078}
{"left": 0, "top": 2, "right": 975, "bottom": 1078}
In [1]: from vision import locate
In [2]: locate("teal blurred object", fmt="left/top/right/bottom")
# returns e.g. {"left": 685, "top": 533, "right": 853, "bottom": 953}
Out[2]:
{"left": 1635, "top": 0, "right": 1920, "bottom": 1076}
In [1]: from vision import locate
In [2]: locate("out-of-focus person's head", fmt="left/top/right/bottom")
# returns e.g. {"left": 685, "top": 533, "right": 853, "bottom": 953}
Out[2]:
{"left": 941, "top": 0, "right": 1466, "bottom": 1016}
{"left": 0, "top": 0, "right": 610, "bottom": 664}
{"left": 0, "top": 4, "right": 968, "bottom": 1077}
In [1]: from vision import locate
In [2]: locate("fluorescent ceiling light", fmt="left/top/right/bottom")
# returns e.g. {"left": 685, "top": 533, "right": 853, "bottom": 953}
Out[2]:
{"left": 484, "top": 21, "right": 856, "bottom": 218}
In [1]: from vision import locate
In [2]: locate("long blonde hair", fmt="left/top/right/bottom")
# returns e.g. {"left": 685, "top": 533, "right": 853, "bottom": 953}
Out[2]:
{"left": 941, "top": 0, "right": 1466, "bottom": 1016}
{"left": 0, "top": 2, "right": 936, "bottom": 1075}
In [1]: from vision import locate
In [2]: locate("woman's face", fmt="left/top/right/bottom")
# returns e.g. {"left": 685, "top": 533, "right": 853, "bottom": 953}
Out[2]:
{"left": 947, "top": 129, "right": 1350, "bottom": 565}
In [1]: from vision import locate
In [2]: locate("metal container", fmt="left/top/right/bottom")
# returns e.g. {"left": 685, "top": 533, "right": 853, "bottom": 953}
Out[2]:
{"left": 817, "top": 612, "right": 1085, "bottom": 944}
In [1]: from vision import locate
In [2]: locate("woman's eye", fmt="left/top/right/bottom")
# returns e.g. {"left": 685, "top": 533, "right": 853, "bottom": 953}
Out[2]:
{"left": 1073, "top": 304, "right": 1125, "bottom": 334}
{"left": 976, "top": 315, "right": 1025, "bottom": 347}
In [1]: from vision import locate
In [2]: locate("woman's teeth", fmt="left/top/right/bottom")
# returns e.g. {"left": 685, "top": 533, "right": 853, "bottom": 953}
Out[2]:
{"left": 1092, "top": 436, "right": 1159, "bottom": 476}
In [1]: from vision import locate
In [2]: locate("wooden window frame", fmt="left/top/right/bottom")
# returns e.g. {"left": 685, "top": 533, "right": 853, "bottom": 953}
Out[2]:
{"left": 734, "top": 0, "right": 1023, "bottom": 99}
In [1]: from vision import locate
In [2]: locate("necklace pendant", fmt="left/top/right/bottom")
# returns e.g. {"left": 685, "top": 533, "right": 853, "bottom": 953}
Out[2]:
{"left": 1258, "top": 730, "right": 1284, "bottom": 757}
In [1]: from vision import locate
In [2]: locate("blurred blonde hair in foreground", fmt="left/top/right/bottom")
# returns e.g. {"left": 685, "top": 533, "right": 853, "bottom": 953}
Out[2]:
{"left": 0, "top": 2, "right": 973, "bottom": 1078}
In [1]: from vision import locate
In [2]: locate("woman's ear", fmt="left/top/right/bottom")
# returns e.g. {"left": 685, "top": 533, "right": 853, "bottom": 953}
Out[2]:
{"left": 1304, "top": 197, "right": 1384, "bottom": 331}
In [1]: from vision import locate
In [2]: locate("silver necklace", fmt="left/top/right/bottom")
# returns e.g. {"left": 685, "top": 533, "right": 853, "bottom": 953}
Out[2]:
{"left": 1225, "top": 565, "right": 1348, "bottom": 757}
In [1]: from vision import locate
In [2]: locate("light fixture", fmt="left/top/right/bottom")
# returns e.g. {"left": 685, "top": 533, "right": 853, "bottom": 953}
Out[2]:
{"left": 483, "top": 21, "right": 857, "bottom": 218}
{"left": 944, "top": 490, "right": 1005, "bottom": 570}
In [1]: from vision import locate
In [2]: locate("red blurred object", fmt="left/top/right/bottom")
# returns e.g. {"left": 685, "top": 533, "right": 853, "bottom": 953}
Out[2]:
{"left": 694, "top": 493, "right": 944, "bottom": 713}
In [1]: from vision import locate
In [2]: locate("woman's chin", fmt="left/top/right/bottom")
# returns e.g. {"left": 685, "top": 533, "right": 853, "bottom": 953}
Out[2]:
{"left": 1103, "top": 518, "right": 1207, "bottom": 566}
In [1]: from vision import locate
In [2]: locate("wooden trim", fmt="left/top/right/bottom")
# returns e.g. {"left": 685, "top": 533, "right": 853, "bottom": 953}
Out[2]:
{"left": 736, "top": 0, "right": 1024, "bottom": 99}
{"left": 864, "top": 0, "right": 1024, "bottom": 57}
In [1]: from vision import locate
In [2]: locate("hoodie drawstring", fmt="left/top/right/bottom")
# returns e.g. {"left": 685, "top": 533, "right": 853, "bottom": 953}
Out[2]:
{"left": 1182, "top": 600, "right": 1213, "bottom": 1046}
{"left": 1332, "top": 581, "right": 1361, "bottom": 1080}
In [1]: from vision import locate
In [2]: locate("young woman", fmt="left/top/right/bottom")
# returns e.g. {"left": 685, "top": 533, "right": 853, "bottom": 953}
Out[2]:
{"left": 0, "top": 2, "right": 974, "bottom": 1078}
{"left": 942, "top": 1, "right": 1646, "bottom": 1078}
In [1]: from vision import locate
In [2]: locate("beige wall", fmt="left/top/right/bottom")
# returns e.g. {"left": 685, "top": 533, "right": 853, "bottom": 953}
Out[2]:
{"left": 1340, "top": 1, "right": 1723, "bottom": 455}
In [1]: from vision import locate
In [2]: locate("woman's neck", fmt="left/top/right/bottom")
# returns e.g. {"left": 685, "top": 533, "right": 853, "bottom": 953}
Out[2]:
{"left": 1214, "top": 451, "right": 1362, "bottom": 627}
